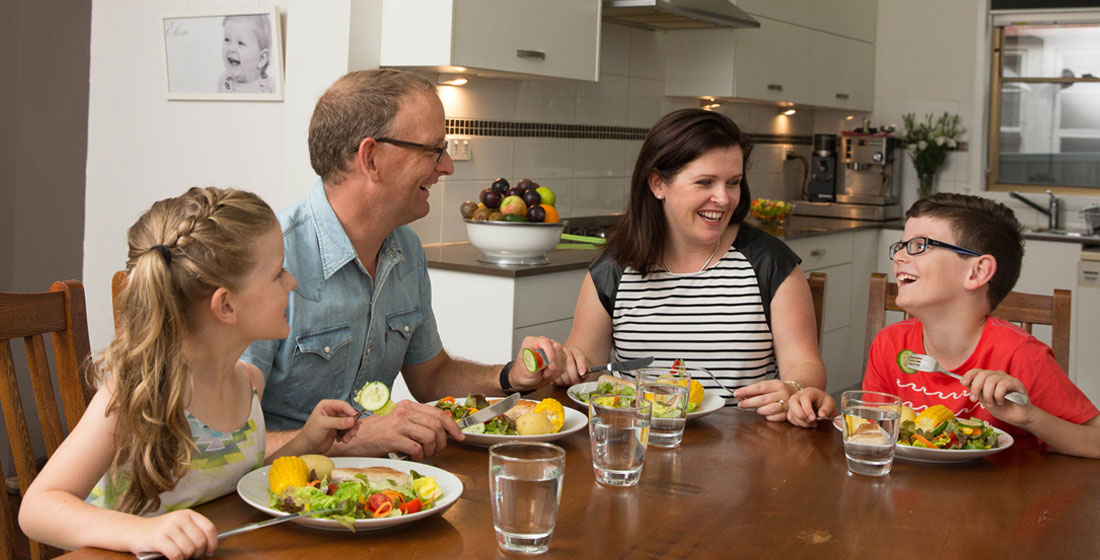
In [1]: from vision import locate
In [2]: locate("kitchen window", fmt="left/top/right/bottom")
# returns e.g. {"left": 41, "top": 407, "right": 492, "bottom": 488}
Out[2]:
{"left": 988, "top": 11, "right": 1100, "bottom": 193}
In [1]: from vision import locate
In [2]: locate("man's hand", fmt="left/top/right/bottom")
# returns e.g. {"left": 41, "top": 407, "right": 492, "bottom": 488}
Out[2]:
{"left": 509, "top": 336, "right": 572, "bottom": 392}
{"left": 338, "top": 400, "right": 464, "bottom": 460}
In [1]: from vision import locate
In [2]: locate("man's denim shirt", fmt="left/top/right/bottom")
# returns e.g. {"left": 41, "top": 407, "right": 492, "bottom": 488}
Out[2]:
{"left": 242, "top": 181, "right": 442, "bottom": 431}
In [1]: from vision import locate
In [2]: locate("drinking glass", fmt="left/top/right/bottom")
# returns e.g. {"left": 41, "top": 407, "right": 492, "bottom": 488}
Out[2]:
{"left": 588, "top": 395, "right": 652, "bottom": 486}
{"left": 841, "top": 391, "right": 902, "bottom": 477}
{"left": 489, "top": 442, "right": 566, "bottom": 555}
{"left": 633, "top": 368, "right": 691, "bottom": 448}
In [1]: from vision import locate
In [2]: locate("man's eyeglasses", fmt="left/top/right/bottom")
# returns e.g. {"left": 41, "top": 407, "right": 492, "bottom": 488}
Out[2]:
{"left": 889, "top": 236, "right": 982, "bottom": 259}
{"left": 375, "top": 137, "right": 448, "bottom": 163}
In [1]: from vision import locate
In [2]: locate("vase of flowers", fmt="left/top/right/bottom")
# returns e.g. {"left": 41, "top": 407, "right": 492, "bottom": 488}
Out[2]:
{"left": 901, "top": 112, "right": 965, "bottom": 198}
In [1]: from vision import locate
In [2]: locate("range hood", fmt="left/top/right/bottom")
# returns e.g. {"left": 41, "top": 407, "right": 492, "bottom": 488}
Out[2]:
{"left": 602, "top": 0, "right": 760, "bottom": 30}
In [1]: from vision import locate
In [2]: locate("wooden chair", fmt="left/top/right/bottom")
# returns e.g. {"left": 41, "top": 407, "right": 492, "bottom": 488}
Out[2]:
{"left": 0, "top": 280, "right": 95, "bottom": 560}
{"left": 864, "top": 272, "right": 1072, "bottom": 372}
{"left": 808, "top": 272, "right": 826, "bottom": 344}
{"left": 111, "top": 270, "right": 128, "bottom": 331}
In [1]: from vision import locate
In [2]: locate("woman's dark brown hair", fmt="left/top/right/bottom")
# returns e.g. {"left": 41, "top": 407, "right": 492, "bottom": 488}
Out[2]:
{"left": 606, "top": 108, "right": 753, "bottom": 275}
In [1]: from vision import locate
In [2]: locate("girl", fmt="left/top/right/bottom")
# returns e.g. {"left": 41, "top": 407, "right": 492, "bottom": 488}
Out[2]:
{"left": 19, "top": 187, "right": 359, "bottom": 559}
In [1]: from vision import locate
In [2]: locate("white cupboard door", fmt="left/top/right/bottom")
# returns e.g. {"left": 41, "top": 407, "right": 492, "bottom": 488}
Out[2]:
{"left": 733, "top": 18, "right": 810, "bottom": 104}
{"left": 808, "top": 31, "right": 873, "bottom": 111}
{"left": 810, "top": 0, "right": 877, "bottom": 43}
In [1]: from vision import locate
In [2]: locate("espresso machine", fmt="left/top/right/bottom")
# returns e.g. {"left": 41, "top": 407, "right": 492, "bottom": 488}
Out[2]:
{"left": 807, "top": 134, "right": 837, "bottom": 202}
{"left": 793, "top": 132, "right": 902, "bottom": 221}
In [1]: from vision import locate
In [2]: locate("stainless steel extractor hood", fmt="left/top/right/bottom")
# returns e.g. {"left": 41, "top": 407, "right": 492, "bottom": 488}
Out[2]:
{"left": 602, "top": 0, "right": 760, "bottom": 30}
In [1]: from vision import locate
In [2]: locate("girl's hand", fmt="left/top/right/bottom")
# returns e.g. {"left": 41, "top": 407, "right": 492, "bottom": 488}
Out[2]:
{"left": 132, "top": 510, "right": 217, "bottom": 560}
{"left": 786, "top": 388, "right": 837, "bottom": 428}
{"left": 961, "top": 369, "right": 1033, "bottom": 425}
{"left": 301, "top": 399, "right": 360, "bottom": 454}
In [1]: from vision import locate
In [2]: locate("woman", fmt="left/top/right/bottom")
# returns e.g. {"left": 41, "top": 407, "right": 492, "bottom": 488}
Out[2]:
{"left": 559, "top": 109, "right": 835, "bottom": 427}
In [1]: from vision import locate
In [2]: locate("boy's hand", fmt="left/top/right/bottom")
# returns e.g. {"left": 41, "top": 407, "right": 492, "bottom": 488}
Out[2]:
{"left": 132, "top": 510, "right": 217, "bottom": 560}
{"left": 786, "top": 388, "right": 837, "bottom": 428}
{"left": 961, "top": 369, "right": 1033, "bottom": 424}
{"left": 301, "top": 399, "right": 360, "bottom": 454}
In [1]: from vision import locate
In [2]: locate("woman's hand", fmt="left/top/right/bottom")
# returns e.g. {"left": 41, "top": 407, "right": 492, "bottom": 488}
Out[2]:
{"left": 732, "top": 379, "right": 793, "bottom": 422}
{"left": 131, "top": 510, "right": 217, "bottom": 560}
{"left": 786, "top": 388, "right": 837, "bottom": 428}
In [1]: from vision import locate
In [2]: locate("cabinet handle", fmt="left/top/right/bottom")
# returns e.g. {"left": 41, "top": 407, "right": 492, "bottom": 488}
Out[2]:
{"left": 766, "top": 83, "right": 783, "bottom": 91}
{"left": 516, "top": 49, "right": 546, "bottom": 60}
{"left": 810, "top": 249, "right": 826, "bottom": 257}
{"left": 835, "top": 92, "right": 850, "bottom": 100}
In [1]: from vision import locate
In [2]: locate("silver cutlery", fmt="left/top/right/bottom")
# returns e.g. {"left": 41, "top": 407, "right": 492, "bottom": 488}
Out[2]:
{"left": 458, "top": 392, "right": 521, "bottom": 429}
{"left": 905, "top": 352, "right": 1029, "bottom": 405}
{"left": 585, "top": 356, "right": 655, "bottom": 377}
{"left": 135, "top": 506, "right": 345, "bottom": 559}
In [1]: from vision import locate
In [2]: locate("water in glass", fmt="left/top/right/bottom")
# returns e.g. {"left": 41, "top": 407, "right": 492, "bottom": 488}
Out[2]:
{"left": 590, "top": 415, "right": 649, "bottom": 486}
{"left": 491, "top": 464, "right": 563, "bottom": 554}
{"left": 843, "top": 406, "right": 900, "bottom": 476}
{"left": 640, "top": 383, "right": 687, "bottom": 448}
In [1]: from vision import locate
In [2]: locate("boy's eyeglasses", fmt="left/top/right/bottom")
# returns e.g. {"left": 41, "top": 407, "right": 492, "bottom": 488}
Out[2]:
{"left": 375, "top": 137, "right": 448, "bottom": 163}
{"left": 889, "top": 237, "right": 982, "bottom": 258}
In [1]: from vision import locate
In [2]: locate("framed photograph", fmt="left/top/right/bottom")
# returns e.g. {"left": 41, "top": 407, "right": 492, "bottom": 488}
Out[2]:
{"left": 160, "top": 7, "right": 283, "bottom": 101}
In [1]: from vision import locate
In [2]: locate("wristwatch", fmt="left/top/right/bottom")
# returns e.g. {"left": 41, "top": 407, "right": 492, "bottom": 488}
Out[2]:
{"left": 499, "top": 361, "right": 536, "bottom": 396}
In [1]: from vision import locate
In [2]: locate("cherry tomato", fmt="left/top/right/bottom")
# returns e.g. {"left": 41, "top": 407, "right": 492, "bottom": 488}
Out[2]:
{"left": 327, "top": 483, "right": 338, "bottom": 495}
{"left": 367, "top": 493, "right": 391, "bottom": 513}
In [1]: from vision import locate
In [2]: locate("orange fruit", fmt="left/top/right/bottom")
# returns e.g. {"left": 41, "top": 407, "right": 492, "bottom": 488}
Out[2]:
{"left": 540, "top": 204, "right": 560, "bottom": 223}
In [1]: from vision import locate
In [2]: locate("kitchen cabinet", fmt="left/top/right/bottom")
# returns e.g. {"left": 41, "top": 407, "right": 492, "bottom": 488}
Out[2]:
{"left": 786, "top": 229, "right": 876, "bottom": 392}
{"left": 665, "top": 2, "right": 875, "bottom": 111}
{"left": 379, "top": 0, "right": 601, "bottom": 82}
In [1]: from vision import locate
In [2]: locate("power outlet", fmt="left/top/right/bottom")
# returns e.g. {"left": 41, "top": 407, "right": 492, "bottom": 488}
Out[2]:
{"left": 446, "top": 135, "right": 471, "bottom": 161}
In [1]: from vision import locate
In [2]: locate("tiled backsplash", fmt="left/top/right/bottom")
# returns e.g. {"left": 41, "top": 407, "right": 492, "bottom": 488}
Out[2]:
{"left": 411, "top": 23, "right": 868, "bottom": 246}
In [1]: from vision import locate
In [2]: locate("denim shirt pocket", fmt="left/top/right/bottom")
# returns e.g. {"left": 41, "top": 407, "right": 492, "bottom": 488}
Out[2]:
{"left": 295, "top": 325, "right": 353, "bottom": 360}
{"left": 385, "top": 307, "right": 424, "bottom": 341}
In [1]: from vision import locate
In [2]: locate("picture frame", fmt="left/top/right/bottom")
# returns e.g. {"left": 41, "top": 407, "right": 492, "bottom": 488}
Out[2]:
{"left": 160, "top": 7, "right": 284, "bottom": 101}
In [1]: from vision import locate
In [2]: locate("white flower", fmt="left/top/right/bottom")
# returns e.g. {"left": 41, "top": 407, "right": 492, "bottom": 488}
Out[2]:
{"left": 935, "top": 136, "right": 946, "bottom": 146}
{"left": 918, "top": 140, "right": 928, "bottom": 150}
{"left": 907, "top": 143, "right": 917, "bottom": 153}
{"left": 947, "top": 139, "right": 958, "bottom": 148}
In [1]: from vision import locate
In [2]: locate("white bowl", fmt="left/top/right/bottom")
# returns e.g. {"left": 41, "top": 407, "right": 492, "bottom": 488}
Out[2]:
{"left": 464, "top": 219, "right": 564, "bottom": 265}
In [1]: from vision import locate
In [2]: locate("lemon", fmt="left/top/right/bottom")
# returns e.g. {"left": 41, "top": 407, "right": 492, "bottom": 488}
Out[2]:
{"left": 533, "top": 398, "right": 565, "bottom": 432}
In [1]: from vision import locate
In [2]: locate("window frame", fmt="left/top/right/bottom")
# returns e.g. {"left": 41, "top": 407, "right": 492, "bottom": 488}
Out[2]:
{"left": 987, "top": 11, "right": 1100, "bottom": 195}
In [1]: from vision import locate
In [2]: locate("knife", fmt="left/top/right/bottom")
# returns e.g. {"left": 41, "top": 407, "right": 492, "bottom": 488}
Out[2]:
{"left": 585, "top": 356, "right": 654, "bottom": 375}
{"left": 458, "top": 392, "right": 521, "bottom": 429}
{"left": 136, "top": 507, "right": 344, "bottom": 559}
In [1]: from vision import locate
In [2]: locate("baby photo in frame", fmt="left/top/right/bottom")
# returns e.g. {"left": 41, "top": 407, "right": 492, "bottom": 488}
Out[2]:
{"left": 161, "top": 7, "right": 284, "bottom": 101}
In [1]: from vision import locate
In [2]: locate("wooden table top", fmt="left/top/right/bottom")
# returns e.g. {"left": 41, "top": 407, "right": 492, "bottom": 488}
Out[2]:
{"left": 58, "top": 387, "right": 1100, "bottom": 559}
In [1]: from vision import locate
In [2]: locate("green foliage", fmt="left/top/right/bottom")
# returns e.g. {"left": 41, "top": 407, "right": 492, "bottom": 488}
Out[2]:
{"left": 901, "top": 112, "right": 966, "bottom": 197}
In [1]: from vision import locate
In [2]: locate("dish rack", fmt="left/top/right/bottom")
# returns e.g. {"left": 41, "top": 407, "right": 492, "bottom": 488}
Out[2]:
{"left": 1083, "top": 205, "right": 1100, "bottom": 235}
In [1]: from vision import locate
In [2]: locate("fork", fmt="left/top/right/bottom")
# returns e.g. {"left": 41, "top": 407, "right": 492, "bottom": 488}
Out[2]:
{"left": 906, "top": 353, "right": 1029, "bottom": 405}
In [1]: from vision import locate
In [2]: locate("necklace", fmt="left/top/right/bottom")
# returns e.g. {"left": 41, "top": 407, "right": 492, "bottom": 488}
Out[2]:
{"left": 662, "top": 237, "right": 724, "bottom": 274}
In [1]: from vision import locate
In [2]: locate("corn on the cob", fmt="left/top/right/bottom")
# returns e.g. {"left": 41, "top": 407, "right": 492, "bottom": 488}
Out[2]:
{"left": 915, "top": 405, "right": 954, "bottom": 432}
{"left": 269, "top": 456, "right": 309, "bottom": 494}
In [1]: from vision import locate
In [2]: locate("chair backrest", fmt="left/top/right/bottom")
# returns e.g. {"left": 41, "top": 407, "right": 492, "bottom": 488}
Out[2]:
{"left": 808, "top": 272, "right": 826, "bottom": 343}
{"left": 111, "top": 269, "right": 128, "bottom": 332}
{"left": 0, "top": 280, "right": 94, "bottom": 560}
{"left": 863, "top": 272, "right": 1072, "bottom": 372}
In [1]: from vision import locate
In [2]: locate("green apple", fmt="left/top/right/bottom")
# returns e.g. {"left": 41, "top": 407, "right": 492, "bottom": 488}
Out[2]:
{"left": 499, "top": 195, "right": 528, "bottom": 216}
{"left": 535, "top": 187, "right": 556, "bottom": 207}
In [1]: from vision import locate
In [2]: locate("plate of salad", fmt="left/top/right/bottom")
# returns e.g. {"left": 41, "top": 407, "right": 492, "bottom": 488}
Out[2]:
{"left": 832, "top": 406, "right": 1014, "bottom": 464}
{"left": 429, "top": 395, "right": 587, "bottom": 448}
{"left": 236, "top": 457, "right": 462, "bottom": 531}
{"left": 566, "top": 380, "right": 725, "bottom": 420}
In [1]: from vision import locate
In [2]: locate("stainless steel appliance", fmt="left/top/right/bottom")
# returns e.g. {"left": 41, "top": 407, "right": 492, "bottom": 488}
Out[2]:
{"left": 808, "top": 134, "right": 838, "bottom": 202}
{"left": 794, "top": 133, "right": 902, "bottom": 221}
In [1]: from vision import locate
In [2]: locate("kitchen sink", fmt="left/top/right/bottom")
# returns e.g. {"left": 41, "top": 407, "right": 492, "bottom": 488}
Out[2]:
{"left": 1024, "top": 227, "right": 1100, "bottom": 244}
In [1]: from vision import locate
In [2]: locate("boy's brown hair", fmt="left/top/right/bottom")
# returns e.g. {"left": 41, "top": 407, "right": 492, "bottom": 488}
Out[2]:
{"left": 905, "top": 192, "right": 1024, "bottom": 310}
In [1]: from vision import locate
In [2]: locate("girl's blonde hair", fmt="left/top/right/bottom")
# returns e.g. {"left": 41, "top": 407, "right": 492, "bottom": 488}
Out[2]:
{"left": 96, "top": 186, "right": 278, "bottom": 514}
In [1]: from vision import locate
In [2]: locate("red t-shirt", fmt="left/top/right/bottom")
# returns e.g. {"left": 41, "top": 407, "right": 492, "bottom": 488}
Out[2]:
{"left": 863, "top": 316, "right": 1098, "bottom": 439}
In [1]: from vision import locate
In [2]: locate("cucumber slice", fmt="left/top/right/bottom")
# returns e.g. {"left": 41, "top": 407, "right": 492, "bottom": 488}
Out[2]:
{"left": 461, "top": 422, "right": 486, "bottom": 434}
{"left": 355, "top": 381, "right": 395, "bottom": 416}
{"left": 522, "top": 348, "right": 546, "bottom": 373}
{"left": 896, "top": 349, "right": 917, "bottom": 374}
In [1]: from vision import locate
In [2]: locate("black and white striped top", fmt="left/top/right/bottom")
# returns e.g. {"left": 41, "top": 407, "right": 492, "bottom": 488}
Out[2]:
{"left": 590, "top": 225, "right": 800, "bottom": 405}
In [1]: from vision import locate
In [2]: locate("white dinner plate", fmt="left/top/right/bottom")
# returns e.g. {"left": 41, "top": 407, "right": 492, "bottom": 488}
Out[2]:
{"left": 831, "top": 416, "right": 1014, "bottom": 463}
{"left": 427, "top": 399, "right": 587, "bottom": 447}
{"left": 566, "top": 381, "right": 727, "bottom": 420}
{"left": 236, "top": 457, "right": 462, "bottom": 531}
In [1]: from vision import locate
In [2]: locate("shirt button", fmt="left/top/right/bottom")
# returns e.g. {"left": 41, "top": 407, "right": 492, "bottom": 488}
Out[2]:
{"left": 404, "top": 326, "right": 409, "bottom": 332}
{"left": 323, "top": 346, "right": 331, "bottom": 353}
{"left": 367, "top": 348, "right": 372, "bottom": 355}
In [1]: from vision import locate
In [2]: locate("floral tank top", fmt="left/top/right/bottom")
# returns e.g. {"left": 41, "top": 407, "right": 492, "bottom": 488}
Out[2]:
{"left": 87, "top": 370, "right": 266, "bottom": 514}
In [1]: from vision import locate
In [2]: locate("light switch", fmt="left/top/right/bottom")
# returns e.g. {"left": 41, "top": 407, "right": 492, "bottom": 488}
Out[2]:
{"left": 446, "top": 135, "right": 471, "bottom": 161}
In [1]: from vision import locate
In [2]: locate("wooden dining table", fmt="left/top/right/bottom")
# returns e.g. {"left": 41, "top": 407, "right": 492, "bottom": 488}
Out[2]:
{"left": 58, "top": 386, "right": 1100, "bottom": 559}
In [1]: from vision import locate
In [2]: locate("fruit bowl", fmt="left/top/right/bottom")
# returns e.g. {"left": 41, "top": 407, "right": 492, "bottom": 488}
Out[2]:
{"left": 465, "top": 219, "right": 564, "bottom": 265}
{"left": 750, "top": 199, "right": 793, "bottom": 225}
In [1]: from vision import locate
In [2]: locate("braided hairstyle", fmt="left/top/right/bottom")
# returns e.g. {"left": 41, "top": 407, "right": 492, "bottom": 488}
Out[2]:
{"left": 95, "top": 187, "right": 278, "bottom": 514}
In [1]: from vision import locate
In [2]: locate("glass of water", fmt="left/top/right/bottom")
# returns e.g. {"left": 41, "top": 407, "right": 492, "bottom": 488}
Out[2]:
{"left": 841, "top": 391, "right": 902, "bottom": 477}
{"left": 489, "top": 442, "right": 565, "bottom": 555}
{"left": 634, "top": 368, "right": 691, "bottom": 448}
{"left": 588, "top": 395, "right": 652, "bottom": 487}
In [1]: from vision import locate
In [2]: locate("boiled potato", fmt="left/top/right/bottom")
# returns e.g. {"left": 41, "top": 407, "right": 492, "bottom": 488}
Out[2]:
{"left": 516, "top": 411, "right": 554, "bottom": 435}
{"left": 900, "top": 405, "right": 917, "bottom": 424}
{"left": 300, "top": 454, "right": 335, "bottom": 481}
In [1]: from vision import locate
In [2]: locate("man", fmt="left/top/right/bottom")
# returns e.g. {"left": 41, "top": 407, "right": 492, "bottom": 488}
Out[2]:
{"left": 243, "top": 69, "right": 567, "bottom": 460}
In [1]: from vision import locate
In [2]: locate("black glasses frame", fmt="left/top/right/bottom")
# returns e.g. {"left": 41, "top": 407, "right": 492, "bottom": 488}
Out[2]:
{"left": 889, "top": 236, "right": 982, "bottom": 259}
{"left": 375, "top": 137, "right": 448, "bottom": 162}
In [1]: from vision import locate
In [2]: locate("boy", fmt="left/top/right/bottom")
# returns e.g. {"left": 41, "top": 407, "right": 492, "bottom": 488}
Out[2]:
{"left": 863, "top": 193, "right": 1100, "bottom": 458}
